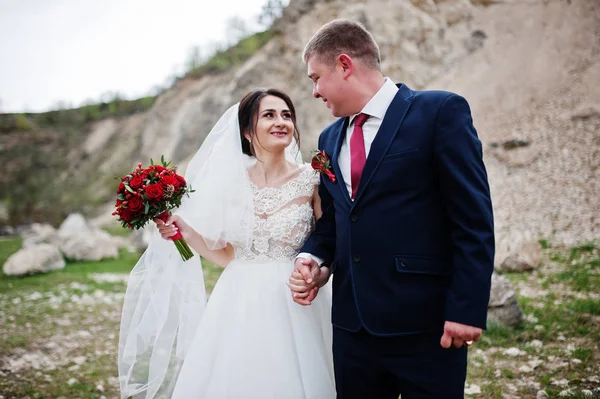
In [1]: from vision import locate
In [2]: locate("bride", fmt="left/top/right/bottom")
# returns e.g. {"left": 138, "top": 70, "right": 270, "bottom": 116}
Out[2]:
{"left": 118, "top": 88, "right": 335, "bottom": 399}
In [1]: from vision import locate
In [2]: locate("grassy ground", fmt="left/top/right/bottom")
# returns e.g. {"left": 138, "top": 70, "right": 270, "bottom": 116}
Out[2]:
{"left": 0, "top": 238, "right": 597, "bottom": 398}
{"left": 0, "top": 237, "right": 223, "bottom": 399}
{"left": 465, "top": 242, "right": 599, "bottom": 398}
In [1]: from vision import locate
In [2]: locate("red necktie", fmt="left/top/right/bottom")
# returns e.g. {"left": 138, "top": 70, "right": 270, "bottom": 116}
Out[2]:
{"left": 350, "top": 113, "right": 370, "bottom": 199}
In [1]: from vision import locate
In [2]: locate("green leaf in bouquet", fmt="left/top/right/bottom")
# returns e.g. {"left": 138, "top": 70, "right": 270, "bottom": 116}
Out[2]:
{"left": 117, "top": 193, "right": 126, "bottom": 200}
{"left": 150, "top": 158, "right": 154, "bottom": 166}
{"left": 125, "top": 184, "right": 136, "bottom": 194}
{"left": 144, "top": 202, "right": 150, "bottom": 214}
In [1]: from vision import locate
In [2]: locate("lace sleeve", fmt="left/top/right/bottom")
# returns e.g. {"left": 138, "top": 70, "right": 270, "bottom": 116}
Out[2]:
{"left": 303, "top": 163, "right": 320, "bottom": 185}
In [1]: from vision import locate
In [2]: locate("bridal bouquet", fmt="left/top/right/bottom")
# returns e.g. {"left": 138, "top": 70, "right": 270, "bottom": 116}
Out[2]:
{"left": 113, "top": 156, "right": 195, "bottom": 260}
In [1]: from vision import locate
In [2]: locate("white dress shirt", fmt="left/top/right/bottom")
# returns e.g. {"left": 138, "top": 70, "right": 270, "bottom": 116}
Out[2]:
{"left": 297, "top": 78, "right": 399, "bottom": 266}
{"left": 339, "top": 78, "right": 399, "bottom": 197}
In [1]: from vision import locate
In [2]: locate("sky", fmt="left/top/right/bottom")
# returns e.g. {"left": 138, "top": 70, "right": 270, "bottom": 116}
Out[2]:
{"left": 0, "top": 0, "right": 275, "bottom": 113}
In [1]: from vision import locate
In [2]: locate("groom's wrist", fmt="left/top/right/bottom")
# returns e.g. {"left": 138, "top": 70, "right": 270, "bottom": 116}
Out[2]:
{"left": 318, "top": 266, "right": 330, "bottom": 287}
{"left": 295, "top": 252, "right": 324, "bottom": 266}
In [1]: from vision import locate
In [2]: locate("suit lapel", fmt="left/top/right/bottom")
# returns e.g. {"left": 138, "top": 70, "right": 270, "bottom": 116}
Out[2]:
{"left": 331, "top": 118, "right": 352, "bottom": 205}
{"left": 352, "top": 85, "right": 413, "bottom": 207}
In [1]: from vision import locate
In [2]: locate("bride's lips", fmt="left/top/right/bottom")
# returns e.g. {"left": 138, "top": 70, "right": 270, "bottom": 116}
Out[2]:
{"left": 270, "top": 131, "right": 288, "bottom": 137}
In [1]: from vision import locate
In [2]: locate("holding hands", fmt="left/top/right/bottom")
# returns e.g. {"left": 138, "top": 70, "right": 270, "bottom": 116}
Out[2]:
{"left": 288, "top": 257, "right": 330, "bottom": 306}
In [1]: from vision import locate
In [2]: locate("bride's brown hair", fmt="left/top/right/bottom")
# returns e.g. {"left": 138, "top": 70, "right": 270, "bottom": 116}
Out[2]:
{"left": 238, "top": 88, "right": 301, "bottom": 157}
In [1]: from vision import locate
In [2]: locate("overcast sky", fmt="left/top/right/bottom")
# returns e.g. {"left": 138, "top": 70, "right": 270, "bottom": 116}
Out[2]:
{"left": 0, "top": 0, "right": 275, "bottom": 112}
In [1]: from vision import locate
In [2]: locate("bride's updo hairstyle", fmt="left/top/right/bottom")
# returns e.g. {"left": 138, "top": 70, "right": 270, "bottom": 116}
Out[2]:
{"left": 238, "top": 88, "right": 301, "bottom": 157}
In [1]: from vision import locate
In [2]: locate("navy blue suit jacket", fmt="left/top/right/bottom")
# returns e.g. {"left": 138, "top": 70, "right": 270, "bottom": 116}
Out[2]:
{"left": 301, "top": 83, "right": 495, "bottom": 336}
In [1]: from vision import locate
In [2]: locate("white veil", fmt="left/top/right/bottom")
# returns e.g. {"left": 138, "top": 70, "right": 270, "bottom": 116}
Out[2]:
{"left": 118, "top": 102, "right": 303, "bottom": 398}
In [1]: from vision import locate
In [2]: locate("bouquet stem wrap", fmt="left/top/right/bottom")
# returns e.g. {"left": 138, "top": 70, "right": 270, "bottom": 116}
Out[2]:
{"left": 156, "top": 210, "right": 194, "bottom": 261}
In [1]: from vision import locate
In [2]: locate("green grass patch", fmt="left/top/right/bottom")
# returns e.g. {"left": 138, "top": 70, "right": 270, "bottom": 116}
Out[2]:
{"left": 186, "top": 30, "right": 273, "bottom": 78}
{"left": 544, "top": 242, "right": 598, "bottom": 292}
{"left": 0, "top": 96, "right": 156, "bottom": 133}
{"left": 1, "top": 248, "right": 139, "bottom": 294}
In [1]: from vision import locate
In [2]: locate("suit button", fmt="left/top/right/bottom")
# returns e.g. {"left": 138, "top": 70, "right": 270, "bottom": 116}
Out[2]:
{"left": 353, "top": 255, "right": 361, "bottom": 263}
{"left": 350, "top": 214, "right": 358, "bottom": 222}
{"left": 400, "top": 261, "right": 407, "bottom": 268}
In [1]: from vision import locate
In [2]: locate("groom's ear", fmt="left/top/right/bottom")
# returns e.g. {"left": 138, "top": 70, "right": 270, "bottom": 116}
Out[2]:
{"left": 337, "top": 54, "right": 353, "bottom": 78}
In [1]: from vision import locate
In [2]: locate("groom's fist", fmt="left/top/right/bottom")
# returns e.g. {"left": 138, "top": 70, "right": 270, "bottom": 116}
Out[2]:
{"left": 294, "top": 257, "right": 319, "bottom": 284}
{"left": 289, "top": 257, "right": 321, "bottom": 306}
{"left": 440, "top": 321, "right": 482, "bottom": 349}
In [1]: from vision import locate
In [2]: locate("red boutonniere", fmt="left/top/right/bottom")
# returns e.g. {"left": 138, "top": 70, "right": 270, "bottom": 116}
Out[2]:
{"left": 311, "top": 150, "right": 336, "bottom": 183}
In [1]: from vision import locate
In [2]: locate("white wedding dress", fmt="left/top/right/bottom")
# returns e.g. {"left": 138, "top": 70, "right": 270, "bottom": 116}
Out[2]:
{"left": 171, "top": 165, "right": 335, "bottom": 399}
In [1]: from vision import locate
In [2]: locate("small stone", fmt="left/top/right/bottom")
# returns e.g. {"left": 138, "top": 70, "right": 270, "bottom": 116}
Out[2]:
{"left": 581, "top": 389, "right": 593, "bottom": 397}
{"left": 529, "top": 359, "right": 543, "bottom": 369}
{"left": 67, "top": 378, "right": 78, "bottom": 386}
{"left": 505, "top": 347, "right": 521, "bottom": 356}
{"left": 72, "top": 356, "right": 87, "bottom": 365}
{"left": 537, "top": 390, "right": 549, "bottom": 399}
{"left": 552, "top": 378, "right": 569, "bottom": 387}
{"left": 528, "top": 340, "right": 543, "bottom": 348}
{"left": 519, "top": 365, "right": 533, "bottom": 373}
{"left": 464, "top": 384, "right": 481, "bottom": 395}
{"left": 525, "top": 314, "right": 539, "bottom": 323}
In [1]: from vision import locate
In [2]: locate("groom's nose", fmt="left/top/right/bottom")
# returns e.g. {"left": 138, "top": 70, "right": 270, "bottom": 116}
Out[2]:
{"left": 312, "top": 84, "right": 320, "bottom": 99}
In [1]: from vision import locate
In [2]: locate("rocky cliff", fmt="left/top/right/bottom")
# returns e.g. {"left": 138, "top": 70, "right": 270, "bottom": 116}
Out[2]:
{"left": 2, "top": 0, "right": 598, "bottom": 244}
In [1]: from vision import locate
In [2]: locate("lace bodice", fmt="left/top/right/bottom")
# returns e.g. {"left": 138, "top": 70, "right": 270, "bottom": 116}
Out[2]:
{"left": 234, "top": 165, "right": 320, "bottom": 263}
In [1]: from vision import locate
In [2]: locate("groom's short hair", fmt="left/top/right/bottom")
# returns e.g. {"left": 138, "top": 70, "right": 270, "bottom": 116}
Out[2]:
{"left": 303, "top": 19, "right": 381, "bottom": 71}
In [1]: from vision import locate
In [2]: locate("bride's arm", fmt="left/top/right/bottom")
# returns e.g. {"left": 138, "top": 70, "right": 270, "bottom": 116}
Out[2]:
{"left": 312, "top": 187, "right": 331, "bottom": 286}
{"left": 312, "top": 185, "right": 323, "bottom": 221}
{"left": 154, "top": 216, "right": 234, "bottom": 267}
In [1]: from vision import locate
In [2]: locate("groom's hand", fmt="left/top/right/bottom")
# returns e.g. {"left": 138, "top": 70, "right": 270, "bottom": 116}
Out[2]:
{"left": 440, "top": 321, "right": 483, "bottom": 349}
{"left": 289, "top": 257, "right": 321, "bottom": 306}
{"left": 295, "top": 257, "right": 320, "bottom": 285}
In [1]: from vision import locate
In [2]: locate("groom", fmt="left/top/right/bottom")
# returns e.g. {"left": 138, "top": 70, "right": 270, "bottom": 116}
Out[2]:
{"left": 290, "top": 19, "right": 495, "bottom": 398}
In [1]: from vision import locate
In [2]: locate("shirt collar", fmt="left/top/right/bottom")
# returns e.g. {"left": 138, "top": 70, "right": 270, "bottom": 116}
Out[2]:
{"left": 350, "top": 77, "right": 399, "bottom": 125}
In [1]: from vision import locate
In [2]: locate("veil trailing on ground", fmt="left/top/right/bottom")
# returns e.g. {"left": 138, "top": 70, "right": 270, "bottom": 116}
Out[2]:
{"left": 117, "top": 103, "right": 304, "bottom": 398}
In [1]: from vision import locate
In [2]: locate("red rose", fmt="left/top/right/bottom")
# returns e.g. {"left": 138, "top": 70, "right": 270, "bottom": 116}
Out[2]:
{"left": 146, "top": 183, "right": 164, "bottom": 201}
{"left": 117, "top": 182, "right": 125, "bottom": 193}
{"left": 153, "top": 165, "right": 166, "bottom": 172}
{"left": 311, "top": 150, "right": 336, "bottom": 183}
{"left": 175, "top": 174, "right": 186, "bottom": 187}
{"left": 129, "top": 175, "right": 144, "bottom": 190}
{"left": 119, "top": 208, "right": 134, "bottom": 223}
{"left": 127, "top": 196, "right": 144, "bottom": 212}
{"left": 159, "top": 175, "right": 179, "bottom": 189}
{"left": 115, "top": 199, "right": 123, "bottom": 207}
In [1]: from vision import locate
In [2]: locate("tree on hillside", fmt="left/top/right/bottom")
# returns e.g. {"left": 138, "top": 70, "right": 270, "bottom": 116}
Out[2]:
{"left": 185, "top": 45, "right": 204, "bottom": 72}
{"left": 225, "top": 15, "right": 251, "bottom": 46}
{"left": 258, "top": 0, "right": 286, "bottom": 28}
